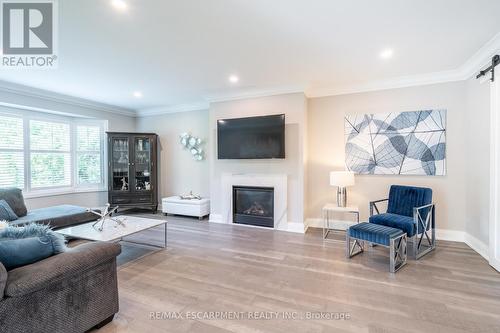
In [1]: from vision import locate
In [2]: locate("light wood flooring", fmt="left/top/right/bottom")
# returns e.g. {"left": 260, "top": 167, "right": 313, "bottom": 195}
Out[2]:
{"left": 96, "top": 212, "right": 500, "bottom": 333}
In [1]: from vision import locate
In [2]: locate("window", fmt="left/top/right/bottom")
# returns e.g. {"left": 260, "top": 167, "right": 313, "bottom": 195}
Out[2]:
{"left": 0, "top": 115, "right": 24, "bottom": 188}
{"left": 76, "top": 125, "right": 102, "bottom": 185}
{"left": 30, "top": 120, "right": 71, "bottom": 188}
{"left": 0, "top": 111, "right": 106, "bottom": 195}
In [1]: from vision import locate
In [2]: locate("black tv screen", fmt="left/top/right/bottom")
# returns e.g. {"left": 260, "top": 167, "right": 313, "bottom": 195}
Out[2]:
{"left": 217, "top": 114, "right": 285, "bottom": 159}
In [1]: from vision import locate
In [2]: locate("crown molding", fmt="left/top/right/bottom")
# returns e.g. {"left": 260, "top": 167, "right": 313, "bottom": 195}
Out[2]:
{"left": 0, "top": 80, "right": 136, "bottom": 117}
{"left": 457, "top": 30, "right": 500, "bottom": 79}
{"left": 134, "top": 84, "right": 306, "bottom": 117}
{"left": 307, "top": 31, "right": 500, "bottom": 98}
{"left": 305, "top": 69, "right": 465, "bottom": 98}
{"left": 136, "top": 101, "right": 209, "bottom": 117}
{"left": 205, "top": 84, "right": 306, "bottom": 103}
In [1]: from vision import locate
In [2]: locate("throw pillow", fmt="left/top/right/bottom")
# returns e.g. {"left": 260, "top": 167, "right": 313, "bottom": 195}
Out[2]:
{"left": 0, "top": 223, "right": 67, "bottom": 270}
{"left": 0, "top": 200, "right": 17, "bottom": 221}
{"left": 0, "top": 188, "right": 28, "bottom": 217}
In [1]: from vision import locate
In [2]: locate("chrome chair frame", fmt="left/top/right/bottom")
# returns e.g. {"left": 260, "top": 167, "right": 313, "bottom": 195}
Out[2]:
{"left": 370, "top": 199, "right": 436, "bottom": 259}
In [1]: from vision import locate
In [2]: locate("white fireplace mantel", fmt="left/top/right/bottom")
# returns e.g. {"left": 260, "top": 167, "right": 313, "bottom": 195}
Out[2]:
{"left": 220, "top": 173, "right": 289, "bottom": 231}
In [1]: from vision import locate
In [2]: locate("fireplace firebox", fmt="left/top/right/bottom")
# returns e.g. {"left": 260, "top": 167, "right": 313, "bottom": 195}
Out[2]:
{"left": 233, "top": 186, "right": 274, "bottom": 228}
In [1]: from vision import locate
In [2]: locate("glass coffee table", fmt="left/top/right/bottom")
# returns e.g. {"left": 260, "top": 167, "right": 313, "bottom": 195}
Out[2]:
{"left": 56, "top": 216, "right": 167, "bottom": 249}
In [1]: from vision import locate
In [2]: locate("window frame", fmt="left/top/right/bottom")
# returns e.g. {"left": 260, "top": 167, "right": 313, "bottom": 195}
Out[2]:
{"left": 0, "top": 108, "right": 108, "bottom": 198}
{"left": 0, "top": 114, "right": 25, "bottom": 189}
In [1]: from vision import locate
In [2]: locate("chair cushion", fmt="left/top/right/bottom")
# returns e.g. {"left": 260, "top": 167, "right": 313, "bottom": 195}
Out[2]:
{"left": 348, "top": 222, "right": 404, "bottom": 246}
{"left": 369, "top": 213, "right": 417, "bottom": 237}
{"left": 0, "top": 224, "right": 67, "bottom": 270}
{"left": 12, "top": 205, "right": 98, "bottom": 229}
{"left": 387, "top": 185, "right": 432, "bottom": 217}
{"left": 0, "top": 199, "right": 18, "bottom": 221}
{"left": 0, "top": 188, "right": 27, "bottom": 218}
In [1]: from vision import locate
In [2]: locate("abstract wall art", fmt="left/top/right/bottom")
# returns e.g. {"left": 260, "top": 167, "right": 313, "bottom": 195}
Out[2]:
{"left": 344, "top": 110, "right": 446, "bottom": 175}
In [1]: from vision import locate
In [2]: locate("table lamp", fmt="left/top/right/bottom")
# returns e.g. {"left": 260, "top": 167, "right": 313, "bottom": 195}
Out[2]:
{"left": 330, "top": 171, "right": 355, "bottom": 207}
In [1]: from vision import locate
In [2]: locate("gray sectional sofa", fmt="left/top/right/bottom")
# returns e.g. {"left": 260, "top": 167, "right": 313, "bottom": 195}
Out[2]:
{"left": 0, "top": 188, "right": 98, "bottom": 229}
{"left": 0, "top": 188, "right": 121, "bottom": 332}
{"left": 0, "top": 241, "right": 121, "bottom": 332}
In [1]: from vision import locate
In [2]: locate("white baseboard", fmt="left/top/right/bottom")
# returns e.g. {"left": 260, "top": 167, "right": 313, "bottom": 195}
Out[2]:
{"left": 435, "top": 229, "right": 465, "bottom": 242}
{"left": 464, "top": 233, "right": 489, "bottom": 261}
{"left": 286, "top": 222, "right": 307, "bottom": 233}
{"left": 208, "top": 214, "right": 223, "bottom": 223}
{"left": 435, "top": 229, "right": 490, "bottom": 261}
{"left": 490, "top": 257, "right": 500, "bottom": 272}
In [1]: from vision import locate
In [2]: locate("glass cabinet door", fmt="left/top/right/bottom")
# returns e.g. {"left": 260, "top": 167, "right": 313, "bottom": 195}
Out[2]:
{"left": 111, "top": 138, "right": 130, "bottom": 191}
{"left": 134, "top": 137, "right": 151, "bottom": 191}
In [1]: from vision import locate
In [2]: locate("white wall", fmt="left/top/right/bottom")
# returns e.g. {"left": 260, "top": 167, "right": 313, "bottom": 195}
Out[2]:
{"left": 307, "top": 82, "right": 468, "bottom": 234}
{"left": 208, "top": 93, "right": 308, "bottom": 227}
{"left": 135, "top": 110, "right": 210, "bottom": 200}
{"left": 465, "top": 77, "right": 490, "bottom": 246}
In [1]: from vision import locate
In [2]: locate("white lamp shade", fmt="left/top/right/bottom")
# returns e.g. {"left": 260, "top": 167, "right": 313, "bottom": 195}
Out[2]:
{"left": 330, "top": 171, "right": 355, "bottom": 187}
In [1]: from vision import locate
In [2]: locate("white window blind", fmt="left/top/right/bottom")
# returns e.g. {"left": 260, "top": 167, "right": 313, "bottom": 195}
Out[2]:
{"left": 30, "top": 120, "right": 71, "bottom": 188}
{"left": 0, "top": 115, "right": 24, "bottom": 188}
{"left": 76, "top": 125, "right": 102, "bottom": 184}
{"left": 0, "top": 111, "right": 106, "bottom": 195}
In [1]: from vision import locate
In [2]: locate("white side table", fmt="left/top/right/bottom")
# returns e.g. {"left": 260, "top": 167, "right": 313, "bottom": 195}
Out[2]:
{"left": 322, "top": 203, "right": 359, "bottom": 240}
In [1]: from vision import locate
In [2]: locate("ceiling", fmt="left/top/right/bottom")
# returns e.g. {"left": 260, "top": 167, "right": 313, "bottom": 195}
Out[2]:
{"left": 1, "top": 0, "right": 500, "bottom": 113}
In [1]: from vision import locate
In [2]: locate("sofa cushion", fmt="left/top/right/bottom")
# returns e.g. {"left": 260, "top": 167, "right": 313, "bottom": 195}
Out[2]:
{"left": 0, "top": 199, "right": 18, "bottom": 221}
{"left": 0, "top": 224, "right": 67, "bottom": 270}
{"left": 369, "top": 213, "right": 417, "bottom": 237}
{"left": 12, "top": 205, "right": 98, "bottom": 229}
{"left": 0, "top": 188, "right": 27, "bottom": 217}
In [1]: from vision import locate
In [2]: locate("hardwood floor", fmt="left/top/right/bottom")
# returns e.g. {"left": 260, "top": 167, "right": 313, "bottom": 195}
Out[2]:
{"left": 97, "top": 213, "right": 500, "bottom": 333}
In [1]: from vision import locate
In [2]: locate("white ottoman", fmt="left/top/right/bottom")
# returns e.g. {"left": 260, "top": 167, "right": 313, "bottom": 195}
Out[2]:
{"left": 162, "top": 196, "right": 210, "bottom": 220}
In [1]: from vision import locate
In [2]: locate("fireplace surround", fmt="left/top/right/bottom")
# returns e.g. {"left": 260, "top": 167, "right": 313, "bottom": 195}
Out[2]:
{"left": 233, "top": 186, "right": 274, "bottom": 228}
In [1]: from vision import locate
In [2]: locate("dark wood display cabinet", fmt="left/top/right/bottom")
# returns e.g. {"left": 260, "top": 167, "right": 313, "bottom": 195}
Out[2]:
{"left": 107, "top": 132, "right": 158, "bottom": 212}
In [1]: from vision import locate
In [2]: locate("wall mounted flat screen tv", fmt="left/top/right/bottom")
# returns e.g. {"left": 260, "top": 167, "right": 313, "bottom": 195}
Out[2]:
{"left": 217, "top": 114, "right": 285, "bottom": 159}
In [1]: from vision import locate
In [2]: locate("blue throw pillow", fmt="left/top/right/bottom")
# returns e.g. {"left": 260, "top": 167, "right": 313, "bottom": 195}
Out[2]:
{"left": 0, "top": 200, "right": 17, "bottom": 221}
{"left": 0, "top": 223, "right": 67, "bottom": 270}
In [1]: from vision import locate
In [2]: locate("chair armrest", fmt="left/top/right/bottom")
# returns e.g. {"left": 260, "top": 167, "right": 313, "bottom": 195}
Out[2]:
{"left": 0, "top": 261, "right": 6, "bottom": 300}
{"left": 5, "top": 241, "right": 121, "bottom": 297}
{"left": 413, "top": 203, "right": 436, "bottom": 227}
{"left": 369, "top": 198, "right": 388, "bottom": 216}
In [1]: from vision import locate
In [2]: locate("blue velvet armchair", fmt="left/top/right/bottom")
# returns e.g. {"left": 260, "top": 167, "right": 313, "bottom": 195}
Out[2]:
{"left": 369, "top": 185, "right": 435, "bottom": 259}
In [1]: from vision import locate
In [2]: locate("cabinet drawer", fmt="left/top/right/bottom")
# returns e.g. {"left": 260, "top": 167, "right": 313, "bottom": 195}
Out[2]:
{"left": 136, "top": 195, "right": 153, "bottom": 204}
{"left": 111, "top": 196, "right": 131, "bottom": 204}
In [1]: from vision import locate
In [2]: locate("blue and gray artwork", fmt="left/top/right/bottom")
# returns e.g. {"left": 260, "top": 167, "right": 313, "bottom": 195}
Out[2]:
{"left": 344, "top": 110, "right": 446, "bottom": 175}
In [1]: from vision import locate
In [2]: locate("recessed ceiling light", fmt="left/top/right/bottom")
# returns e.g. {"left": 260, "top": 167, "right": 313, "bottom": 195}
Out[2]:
{"left": 111, "top": 0, "right": 127, "bottom": 10}
{"left": 228, "top": 75, "right": 239, "bottom": 83}
{"left": 133, "top": 91, "right": 143, "bottom": 98}
{"left": 380, "top": 49, "right": 394, "bottom": 59}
